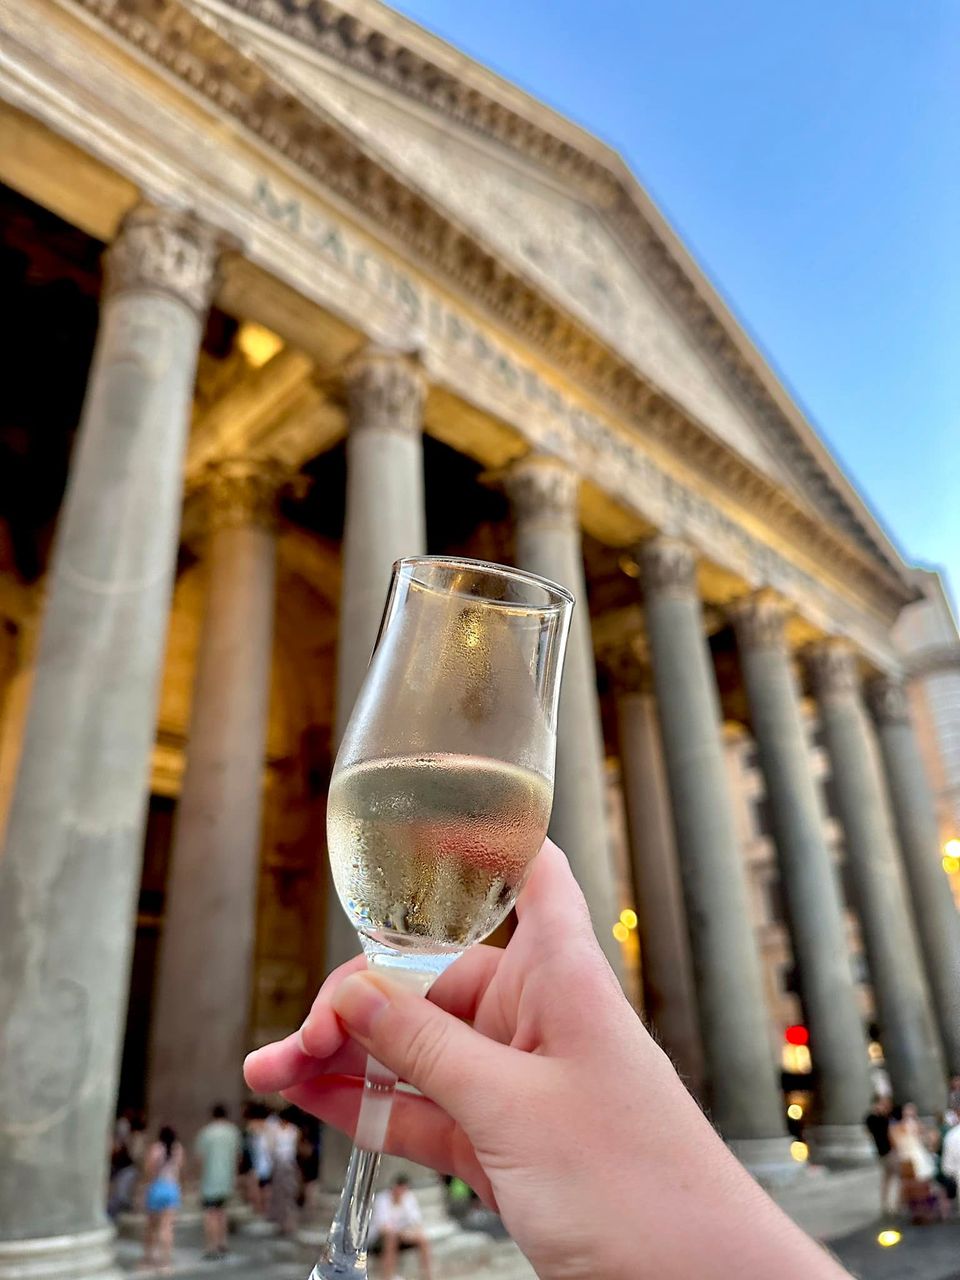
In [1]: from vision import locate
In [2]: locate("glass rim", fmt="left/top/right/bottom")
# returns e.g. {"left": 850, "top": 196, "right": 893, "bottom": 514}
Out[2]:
{"left": 393, "top": 555, "right": 575, "bottom": 611}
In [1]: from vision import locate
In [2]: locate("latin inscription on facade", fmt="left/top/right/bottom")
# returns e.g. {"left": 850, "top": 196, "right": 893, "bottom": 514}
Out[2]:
{"left": 251, "top": 177, "right": 882, "bottom": 648}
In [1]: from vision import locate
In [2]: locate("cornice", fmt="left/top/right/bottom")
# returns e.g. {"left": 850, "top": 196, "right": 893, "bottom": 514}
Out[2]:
{"left": 210, "top": 0, "right": 908, "bottom": 587}
{"left": 72, "top": 0, "right": 913, "bottom": 617}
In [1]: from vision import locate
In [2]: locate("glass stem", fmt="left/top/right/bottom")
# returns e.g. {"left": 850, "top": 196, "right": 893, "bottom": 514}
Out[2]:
{"left": 311, "top": 1055, "right": 398, "bottom": 1279}
{"left": 310, "top": 957, "right": 447, "bottom": 1280}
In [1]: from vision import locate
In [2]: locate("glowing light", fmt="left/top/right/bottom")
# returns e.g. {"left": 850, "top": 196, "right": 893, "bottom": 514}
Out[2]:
{"left": 238, "top": 322, "right": 283, "bottom": 368}
{"left": 787, "top": 1103, "right": 803, "bottom": 1121}
{"left": 619, "top": 909, "right": 638, "bottom": 930}
{"left": 943, "top": 854, "right": 960, "bottom": 875}
{"left": 867, "top": 1040, "right": 884, "bottom": 1063}
{"left": 612, "top": 922, "right": 629, "bottom": 943}
{"left": 876, "top": 1230, "right": 901, "bottom": 1248}
{"left": 618, "top": 554, "right": 640, "bottom": 579}
{"left": 945, "top": 838, "right": 960, "bottom": 856}
{"left": 789, "top": 1141, "right": 809, "bottom": 1163}
{"left": 785, "top": 1025, "right": 809, "bottom": 1046}
{"left": 782, "top": 1043, "right": 813, "bottom": 1074}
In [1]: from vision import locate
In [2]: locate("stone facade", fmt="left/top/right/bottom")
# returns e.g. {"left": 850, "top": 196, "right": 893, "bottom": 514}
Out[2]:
{"left": 0, "top": 0, "right": 957, "bottom": 1273}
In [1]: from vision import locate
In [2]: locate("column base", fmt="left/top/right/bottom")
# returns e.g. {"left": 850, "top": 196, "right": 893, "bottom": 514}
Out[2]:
{"left": 807, "top": 1123, "right": 878, "bottom": 1169}
{"left": 0, "top": 1227, "right": 121, "bottom": 1280}
{"left": 727, "top": 1135, "right": 803, "bottom": 1187}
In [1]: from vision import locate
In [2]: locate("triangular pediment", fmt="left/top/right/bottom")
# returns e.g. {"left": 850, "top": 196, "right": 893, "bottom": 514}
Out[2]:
{"left": 189, "top": 0, "right": 909, "bottom": 589}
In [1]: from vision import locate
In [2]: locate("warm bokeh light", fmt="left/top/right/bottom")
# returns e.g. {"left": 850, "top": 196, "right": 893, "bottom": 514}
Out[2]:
{"left": 945, "top": 838, "right": 960, "bottom": 856}
{"left": 785, "top": 1024, "right": 809, "bottom": 1046}
{"left": 867, "top": 1040, "right": 884, "bottom": 1063}
{"left": 612, "top": 922, "right": 630, "bottom": 943}
{"left": 876, "top": 1230, "right": 901, "bottom": 1248}
{"left": 238, "top": 322, "right": 284, "bottom": 368}
{"left": 782, "top": 1043, "right": 813, "bottom": 1073}
{"left": 619, "top": 908, "right": 638, "bottom": 930}
{"left": 943, "top": 854, "right": 960, "bottom": 875}
{"left": 789, "top": 1141, "right": 809, "bottom": 1163}
{"left": 618, "top": 554, "right": 640, "bottom": 579}
{"left": 787, "top": 1103, "right": 803, "bottom": 1121}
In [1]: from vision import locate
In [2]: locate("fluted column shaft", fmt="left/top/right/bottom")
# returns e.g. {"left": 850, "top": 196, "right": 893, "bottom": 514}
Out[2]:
{"left": 614, "top": 670, "right": 703, "bottom": 1091}
{"left": 505, "top": 456, "right": 625, "bottom": 982}
{"left": 326, "top": 348, "right": 426, "bottom": 972}
{"left": 640, "top": 539, "right": 790, "bottom": 1173}
{"left": 0, "top": 208, "right": 220, "bottom": 1274}
{"left": 149, "top": 459, "right": 286, "bottom": 1141}
{"left": 809, "top": 642, "right": 945, "bottom": 1112}
{"left": 732, "top": 595, "right": 874, "bottom": 1165}
{"left": 868, "top": 675, "right": 960, "bottom": 1073}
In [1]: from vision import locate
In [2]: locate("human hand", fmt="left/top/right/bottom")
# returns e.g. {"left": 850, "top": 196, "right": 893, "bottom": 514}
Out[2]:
{"left": 245, "top": 840, "right": 848, "bottom": 1279}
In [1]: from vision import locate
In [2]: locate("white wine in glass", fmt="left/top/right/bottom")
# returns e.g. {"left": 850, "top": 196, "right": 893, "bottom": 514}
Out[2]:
{"left": 311, "top": 556, "right": 573, "bottom": 1280}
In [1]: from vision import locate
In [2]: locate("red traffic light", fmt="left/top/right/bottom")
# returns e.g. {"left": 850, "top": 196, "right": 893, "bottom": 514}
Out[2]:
{"left": 785, "top": 1024, "right": 809, "bottom": 1046}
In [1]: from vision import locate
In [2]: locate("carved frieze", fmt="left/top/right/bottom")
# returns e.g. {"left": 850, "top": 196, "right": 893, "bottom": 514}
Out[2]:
{"left": 638, "top": 537, "right": 697, "bottom": 601}
{"left": 71, "top": 0, "right": 912, "bottom": 617}
{"left": 344, "top": 346, "right": 425, "bottom": 436}
{"left": 209, "top": 0, "right": 903, "bottom": 576}
{"left": 104, "top": 204, "right": 222, "bottom": 314}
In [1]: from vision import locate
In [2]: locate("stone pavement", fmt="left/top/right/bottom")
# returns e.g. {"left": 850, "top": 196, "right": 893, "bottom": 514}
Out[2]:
{"left": 116, "top": 1174, "right": 960, "bottom": 1280}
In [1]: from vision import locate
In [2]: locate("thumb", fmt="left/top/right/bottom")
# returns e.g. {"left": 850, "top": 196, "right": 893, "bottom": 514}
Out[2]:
{"left": 331, "top": 970, "right": 506, "bottom": 1117}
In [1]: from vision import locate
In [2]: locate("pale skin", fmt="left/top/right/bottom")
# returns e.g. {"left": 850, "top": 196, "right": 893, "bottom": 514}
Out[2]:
{"left": 245, "top": 841, "right": 850, "bottom": 1279}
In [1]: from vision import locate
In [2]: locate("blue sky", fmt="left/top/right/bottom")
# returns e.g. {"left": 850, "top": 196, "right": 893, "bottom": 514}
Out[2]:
{"left": 394, "top": 0, "right": 959, "bottom": 606}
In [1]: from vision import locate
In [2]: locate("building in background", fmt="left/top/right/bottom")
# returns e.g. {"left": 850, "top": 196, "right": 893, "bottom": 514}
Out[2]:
{"left": 894, "top": 568, "right": 960, "bottom": 907}
{"left": 0, "top": 1, "right": 958, "bottom": 1275}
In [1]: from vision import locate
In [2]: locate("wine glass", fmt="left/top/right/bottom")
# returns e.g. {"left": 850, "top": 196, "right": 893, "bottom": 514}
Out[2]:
{"left": 311, "top": 555, "right": 573, "bottom": 1279}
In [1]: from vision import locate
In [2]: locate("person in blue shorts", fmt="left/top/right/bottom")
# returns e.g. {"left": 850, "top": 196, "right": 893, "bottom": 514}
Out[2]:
{"left": 143, "top": 1125, "right": 183, "bottom": 1272}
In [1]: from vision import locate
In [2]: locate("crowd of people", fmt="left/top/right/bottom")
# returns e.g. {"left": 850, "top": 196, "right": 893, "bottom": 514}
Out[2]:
{"left": 108, "top": 1101, "right": 322, "bottom": 1271}
{"left": 864, "top": 1077, "right": 960, "bottom": 1223}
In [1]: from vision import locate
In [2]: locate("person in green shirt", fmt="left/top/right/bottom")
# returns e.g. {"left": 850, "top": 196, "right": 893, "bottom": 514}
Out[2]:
{"left": 195, "top": 1104, "right": 242, "bottom": 1259}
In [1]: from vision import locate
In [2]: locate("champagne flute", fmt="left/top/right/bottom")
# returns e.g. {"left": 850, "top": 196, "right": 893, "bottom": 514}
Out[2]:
{"left": 311, "top": 555, "right": 573, "bottom": 1279}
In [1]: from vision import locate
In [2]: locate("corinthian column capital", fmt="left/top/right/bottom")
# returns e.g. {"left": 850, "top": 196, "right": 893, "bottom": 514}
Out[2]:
{"left": 729, "top": 590, "right": 789, "bottom": 653}
{"left": 201, "top": 456, "right": 292, "bottom": 533}
{"left": 603, "top": 644, "right": 651, "bottom": 696}
{"left": 503, "top": 455, "right": 579, "bottom": 528}
{"left": 866, "top": 674, "right": 910, "bottom": 726}
{"left": 638, "top": 536, "right": 697, "bottom": 600}
{"left": 344, "top": 345, "right": 426, "bottom": 435}
{"left": 807, "top": 639, "right": 861, "bottom": 700}
{"left": 104, "top": 205, "right": 223, "bottom": 314}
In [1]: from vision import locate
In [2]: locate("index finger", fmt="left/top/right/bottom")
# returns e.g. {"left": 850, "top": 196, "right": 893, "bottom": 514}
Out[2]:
{"left": 244, "top": 942, "right": 504, "bottom": 1095}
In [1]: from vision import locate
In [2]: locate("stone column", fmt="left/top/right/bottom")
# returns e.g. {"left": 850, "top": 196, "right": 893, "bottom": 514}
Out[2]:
{"left": 0, "top": 207, "right": 220, "bottom": 1278}
{"left": 639, "top": 538, "right": 793, "bottom": 1180}
{"left": 868, "top": 674, "right": 960, "bottom": 1074}
{"left": 326, "top": 347, "right": 427, "bottom": 972}
{"left": 613, "top": 659, "right": 704, "bottom": 1092}
{"left": 505, "top": 455, "right": 625, "bottom": 982}
{"left": 148, "top": 456, "right": 287, "bottom": 1141}
{"left": 809, "top": 641, "right": 945, "bottom": 1112}
{"left": 731, "top": 594, "right": 874, "bottom": 1166}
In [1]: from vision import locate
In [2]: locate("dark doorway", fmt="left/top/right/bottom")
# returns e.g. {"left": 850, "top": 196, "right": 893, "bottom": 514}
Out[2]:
{"left": 116, "top": 794, "right": 177, "bottom": 1117}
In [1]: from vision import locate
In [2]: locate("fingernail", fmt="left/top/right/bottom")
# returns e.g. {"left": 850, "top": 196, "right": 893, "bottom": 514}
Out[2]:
{"left": 331, "top": 973, "right": 391, "bottom": 1038}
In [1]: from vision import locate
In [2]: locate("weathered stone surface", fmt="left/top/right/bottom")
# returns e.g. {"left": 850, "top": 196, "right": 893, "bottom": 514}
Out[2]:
{"left": 0, "top": 208, "right": 219, "bottom": 1262}
{"left": 148, "top": 457, "right": 284, "bottom": 1141}
{"left": 809, "top": 641, "right": 946, "bottom": 1110}
{"left": 640, "top": 541, "right": 792, "bottom": 1165}
{"left": 732, "top": 595, "right": 874, "bottom": 1162}
{"left": 868, "top": 676, "right": 960, "bottom": 1073}
{"left": 505, "top": 455, "right": 626, "bottom": 983}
